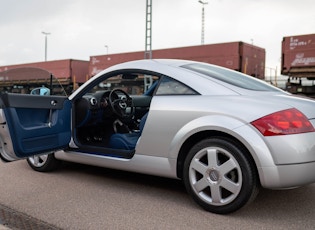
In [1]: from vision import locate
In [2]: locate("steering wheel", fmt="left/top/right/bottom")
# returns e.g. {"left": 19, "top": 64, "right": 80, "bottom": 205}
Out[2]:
{"left": 109, "top": 89, "right": 134, "bottom": 119}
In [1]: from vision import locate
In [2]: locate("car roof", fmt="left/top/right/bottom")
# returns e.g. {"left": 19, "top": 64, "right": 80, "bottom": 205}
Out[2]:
{"left": 70, "top": 59, "right": 285, "bottom": 99}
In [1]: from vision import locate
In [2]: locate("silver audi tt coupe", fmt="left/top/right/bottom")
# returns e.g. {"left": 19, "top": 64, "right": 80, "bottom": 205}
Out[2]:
{"left": 1, "top": 59, "right": 315, "bottom": 214}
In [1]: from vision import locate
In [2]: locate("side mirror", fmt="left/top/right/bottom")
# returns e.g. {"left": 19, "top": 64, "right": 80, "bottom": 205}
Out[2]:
{"left": 30, "top": 87, "right": 51, "bottom": 96}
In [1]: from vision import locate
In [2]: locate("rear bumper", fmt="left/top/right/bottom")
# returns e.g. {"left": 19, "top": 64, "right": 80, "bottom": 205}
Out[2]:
{"left": 265, "top": 131, "right": 315, "bottom": 165}
{"left": 233, "top": 124, "right": 315, "bottom": 189}
{"left": 260, "top": 131, "right": 315, "bottom": 188}
{"left": 259, "top": 161, "right": 315, "bottom": 189}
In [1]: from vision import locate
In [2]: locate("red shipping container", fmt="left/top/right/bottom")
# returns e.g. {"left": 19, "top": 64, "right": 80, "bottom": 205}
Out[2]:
{"left": 0, "top": 59, "right": 89, "bottom": 84}
{"left": 89, "top": 42, "right": 265, "bottom": 79}
{"left": 281, "top": 34, "right": 315, "bottom": 78}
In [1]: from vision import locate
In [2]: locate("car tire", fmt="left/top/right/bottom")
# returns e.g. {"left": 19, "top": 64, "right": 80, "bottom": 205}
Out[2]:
{"left": 27, "top": 153, "right": 61, "bottom": 172}
{"left": 183, "top": 137, "right": 259, "bottom": 214}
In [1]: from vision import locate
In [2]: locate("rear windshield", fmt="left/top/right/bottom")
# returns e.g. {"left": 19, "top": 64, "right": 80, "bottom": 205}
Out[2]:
{"left": 182, "top": 63, "right": 282, "bottom": 92}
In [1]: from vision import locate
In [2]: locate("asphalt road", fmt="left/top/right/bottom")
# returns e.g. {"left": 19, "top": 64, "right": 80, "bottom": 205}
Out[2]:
{"left": 0, "top": 160, "right": 314, "bottom": 230}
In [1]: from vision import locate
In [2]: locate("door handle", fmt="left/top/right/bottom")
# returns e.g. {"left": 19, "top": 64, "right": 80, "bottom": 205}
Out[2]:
{"left": 51, "top": 100, "right": 57, "bottom": 106}
{"left": 47, "top": 100, "right": 57, "bottom": 127}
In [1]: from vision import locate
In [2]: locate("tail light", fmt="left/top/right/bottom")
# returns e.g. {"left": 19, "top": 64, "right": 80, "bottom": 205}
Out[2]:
{"left": 251, "top": 108, "right": 315, "bottom": 136}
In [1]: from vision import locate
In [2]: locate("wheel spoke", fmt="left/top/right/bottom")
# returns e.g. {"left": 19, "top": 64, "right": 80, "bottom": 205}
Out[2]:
{"left": 39, "top": 155, "right": 47, "bottom": 163}
{"left": 221, "top": 177, "right": 240, "bottom": 194}
{"left": 210, "top": 184, "right": 222, "bottom": 203}
{"left": 193, "top": 177, "right": 209, "bottom": 192}
{"left": 190, "top": 158, "right": 207, "bottom": 175}
{"left": 219, "top": 158, "right": 236, "bottom": 174}
{"left": 29, "top": 154, "right": 48, "bottom": 167}
{"left": 33, "top": 156, "right": 39, "bottom": 165}
{"left": 207, "top": 149, "right": 218, "bottom": 168}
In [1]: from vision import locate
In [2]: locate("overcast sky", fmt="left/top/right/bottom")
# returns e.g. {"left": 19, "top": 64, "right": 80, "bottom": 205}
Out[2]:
{"left": 0, "top": 0, "right": 314, "bottom": 75}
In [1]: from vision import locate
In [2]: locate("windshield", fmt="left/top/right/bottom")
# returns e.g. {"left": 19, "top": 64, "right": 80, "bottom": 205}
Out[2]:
{"left": 182, "top": 63, "right": 282, "bottom": 92}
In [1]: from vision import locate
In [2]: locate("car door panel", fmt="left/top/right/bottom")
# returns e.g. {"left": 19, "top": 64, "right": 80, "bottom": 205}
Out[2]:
{"left": 0, "top": 93, "right": 71, "bottom": 159}
{"left": 0, "top": 93, "right": 67, "bottom": 109}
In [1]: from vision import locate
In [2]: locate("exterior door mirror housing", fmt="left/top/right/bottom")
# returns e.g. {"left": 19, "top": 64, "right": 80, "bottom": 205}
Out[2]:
{"left": 30, "top": 87, "right": 50, "bottom": 96}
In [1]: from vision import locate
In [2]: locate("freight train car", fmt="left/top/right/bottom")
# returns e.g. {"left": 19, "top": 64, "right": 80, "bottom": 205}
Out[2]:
{"left": 90, "top": 42, "right": 265, "bottom": 79}
{"left": 281, "top": 33, "right": 315, "bottom": 95}
{"left": 0, "top": 59, "right": 89, "bottom": 95}
{"left": 0, "top": 42, "right": 265, "bottom": 94}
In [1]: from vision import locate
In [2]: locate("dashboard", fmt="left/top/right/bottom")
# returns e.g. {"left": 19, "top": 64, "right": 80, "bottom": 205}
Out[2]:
{"left": 74, "top": 91, "right": 112, "bottom": 127}
{"left": 74, "top": 90, "right": 152, "bottom": 128}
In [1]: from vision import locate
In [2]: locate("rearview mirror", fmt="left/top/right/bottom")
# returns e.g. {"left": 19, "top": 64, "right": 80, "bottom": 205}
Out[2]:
{"left": 122, "top": 73, "right": 137, "bottom": 80}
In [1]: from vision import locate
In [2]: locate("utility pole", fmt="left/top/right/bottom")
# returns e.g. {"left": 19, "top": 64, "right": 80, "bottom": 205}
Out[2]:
{"left": 145, "top": 0, "right": 152, "bottom": 59}
{"left": 42, "top": 31, "right": 51, "bottom": 61}
{"left": 198, "top": 0, "right": 208, "bottom": 45}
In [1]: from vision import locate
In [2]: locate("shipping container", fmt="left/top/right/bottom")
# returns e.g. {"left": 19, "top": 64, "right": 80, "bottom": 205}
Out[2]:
{"left": 0, "top": 42, "right": 265, "bottom": 95}
{"left": 281, "top": 34, "right": 315, "bottom": 97}
{"left": 281, "top": 34, "right": 315, "bottom": 78}
{"left": 90, "top": 42, "right": 266, "bottom": 79}
{"left": 0, "top": 59, "right": 89, "bottom": 94}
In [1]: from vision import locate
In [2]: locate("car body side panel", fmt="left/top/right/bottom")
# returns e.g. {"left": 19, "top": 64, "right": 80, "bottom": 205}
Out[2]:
{"left": 135, "top": 95, "right": 290, "bottom": 159}
{"left": 54, "top": 150, "right": 178, "bottom": 178}
{"left": 168, "top": 115, "right": 251, "bottom": 159}
{"left": 250, "top": 94, "right": 315, "bottom": 119}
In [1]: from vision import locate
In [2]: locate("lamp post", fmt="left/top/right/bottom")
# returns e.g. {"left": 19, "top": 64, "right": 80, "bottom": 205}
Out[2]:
{"left": 265, "top": 66, "right": 278, "bottom": 87}
{"left": 42, "top": 31, "right": 51, "bottom": 61}
{"left": 198, "top": 0, "right": 208, "bottom": 45}
{"left": 104, "top": 45, "right": 109, "bottom": 55}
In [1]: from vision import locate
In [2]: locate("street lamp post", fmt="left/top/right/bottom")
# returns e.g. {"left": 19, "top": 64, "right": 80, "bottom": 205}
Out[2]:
{"left": 198, "top": 0, "right": 208, "bottom": 45}
{"left": 42, "top": 31, "right": 51, "bottom": 61}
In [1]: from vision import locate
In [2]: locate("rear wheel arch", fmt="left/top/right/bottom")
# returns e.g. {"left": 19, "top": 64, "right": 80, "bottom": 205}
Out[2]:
{"left": 176, "top": 131, "right": 259, "bottom": 182}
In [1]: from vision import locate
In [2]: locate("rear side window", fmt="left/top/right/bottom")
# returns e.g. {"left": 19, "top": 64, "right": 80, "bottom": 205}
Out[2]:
{"left": 182, "top": 63, "right": 282, "bottom": 92}
{"left": 156, "top": 76, "right": 197, "bottom": 95}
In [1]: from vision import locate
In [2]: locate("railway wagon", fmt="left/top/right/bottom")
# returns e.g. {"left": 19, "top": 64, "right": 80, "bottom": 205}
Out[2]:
{"left": 0, "top": 59, "right": 89, "bottom": 95}
{"left": 282, "top": 34, "right": 315, "bottom": 96}
{"left": 90, "top": 42, "right": 265, "bottom": 79}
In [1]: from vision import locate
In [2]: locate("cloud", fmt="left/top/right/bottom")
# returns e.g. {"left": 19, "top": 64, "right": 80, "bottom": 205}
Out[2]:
{"left": 0, "top": 0, "right": 314, "bottom": 75}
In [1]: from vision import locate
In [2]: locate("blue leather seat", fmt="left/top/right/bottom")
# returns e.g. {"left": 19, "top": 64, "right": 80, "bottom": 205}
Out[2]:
{"left": 108, "top": 113, "right": 148, "bottom": 150}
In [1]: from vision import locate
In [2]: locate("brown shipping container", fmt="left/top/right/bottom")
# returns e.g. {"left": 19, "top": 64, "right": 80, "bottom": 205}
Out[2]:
{"left": 281, "top": 34, "right": 315, "bottom": 78}
{"left": 0, "top": 59, "right": 89, "bottom": 84}
{"left": 89, "top": 42, "right": 265, "bottom": 79}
